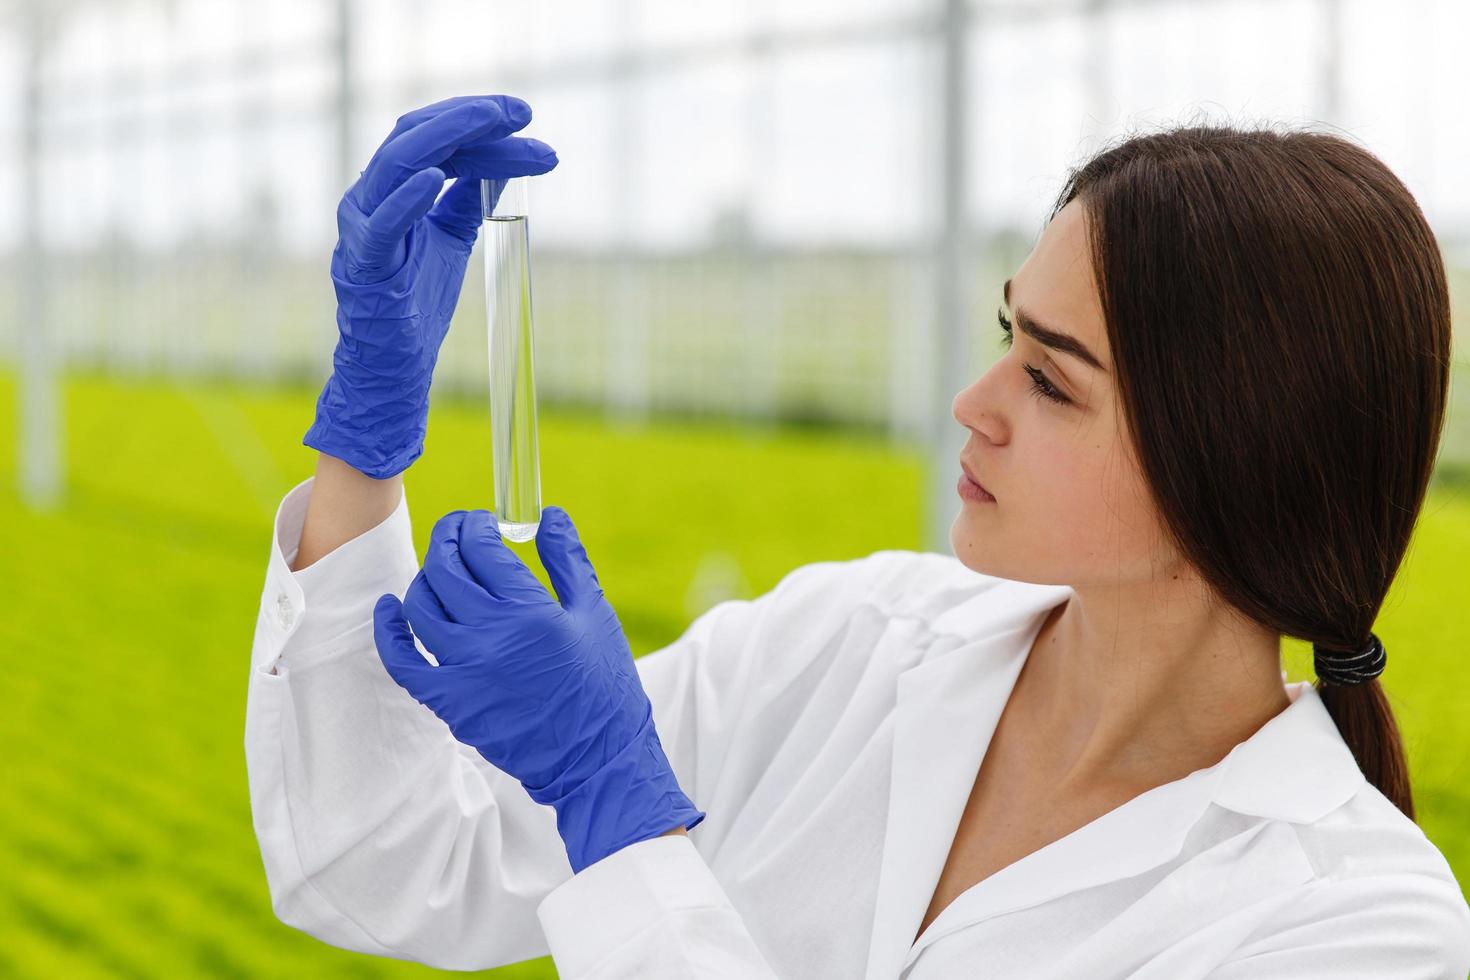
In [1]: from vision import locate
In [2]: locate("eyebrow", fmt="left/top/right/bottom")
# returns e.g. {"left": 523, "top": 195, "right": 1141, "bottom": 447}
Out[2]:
{"left": 1003, "top": 278, "right": 1108, "bottom": 375}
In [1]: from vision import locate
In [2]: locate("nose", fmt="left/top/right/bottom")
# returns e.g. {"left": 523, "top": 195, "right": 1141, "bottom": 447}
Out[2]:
{"left": 952, "top": 367, "right": 1006, "bottom": 443}
{"left": 952, "top": 374, "right": 987, "bottom": 426}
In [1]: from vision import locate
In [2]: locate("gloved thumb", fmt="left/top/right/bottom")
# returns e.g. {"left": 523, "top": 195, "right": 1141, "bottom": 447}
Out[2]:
{"left": 426, "top": 175, "right": 484, "bottom": 244}
{"left": 356, "top": 167, "right": 445, "bottom": 276}
{"left": 535, "top": 506, "right": 605, "bottom": 610}
{"left": 373, "top": 593, "right": 433, "bottom": 696}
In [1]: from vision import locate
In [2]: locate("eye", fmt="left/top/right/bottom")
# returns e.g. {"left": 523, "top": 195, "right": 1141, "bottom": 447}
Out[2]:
{"left": 997, "top": 308, "right": 1071, "bottom": 406}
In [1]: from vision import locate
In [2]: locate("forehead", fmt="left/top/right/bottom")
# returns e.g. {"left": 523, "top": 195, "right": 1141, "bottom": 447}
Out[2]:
{"left": 1009, "top": 200, "right": 1109, "bottom": 362}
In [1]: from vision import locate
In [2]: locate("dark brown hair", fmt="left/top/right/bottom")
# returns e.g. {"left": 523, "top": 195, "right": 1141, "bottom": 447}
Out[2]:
{"left": 1048, "top": 117, "right": 1452, "bottom": 820}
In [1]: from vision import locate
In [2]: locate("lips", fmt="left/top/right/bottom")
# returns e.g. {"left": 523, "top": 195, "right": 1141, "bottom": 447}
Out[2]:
{"left": 960, "top": 460, "right": 992, "bottom": 497}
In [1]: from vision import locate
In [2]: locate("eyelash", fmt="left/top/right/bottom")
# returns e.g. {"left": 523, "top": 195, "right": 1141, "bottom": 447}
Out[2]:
{"left": 997, "top": 309, "right": 1071, "bottom": 406}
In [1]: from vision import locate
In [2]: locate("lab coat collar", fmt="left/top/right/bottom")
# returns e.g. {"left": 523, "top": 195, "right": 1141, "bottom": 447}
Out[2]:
{"left": 1210, "top": 680, "right": 1365, "bottom": 823}
{"left": 863, "top": 577, "right": 1366, "bottom": 980}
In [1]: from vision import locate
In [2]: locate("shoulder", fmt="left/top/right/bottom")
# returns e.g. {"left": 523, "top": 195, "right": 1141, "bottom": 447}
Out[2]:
{"left": 730, "top": 550, "right": 1061, "bottom": 690}
{"left": 725, "top": 550, "right": 947, "bottom": 656}
{"left": 1222, "top": 862, "right": 1470, "bottom": 977}
{"left": 1249, "top": 785, "right": 1470, "bottom": 975}
{"left": 752, "top": 548, "right": 1071, "bottom": 647}
{"left": 763, "top": 548, "right": 1016, "bottom": 619}
{"left": 1292, "top": 780, "right": 1465, "bottom": 886}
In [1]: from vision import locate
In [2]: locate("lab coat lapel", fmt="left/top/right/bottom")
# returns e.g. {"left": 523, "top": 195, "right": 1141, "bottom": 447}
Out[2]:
{"left": 900, "top": 763, "right": 1230, "bottom": 970}
{"left": 863, "top": 580, "right": 1068, "bottom": 980}
{"left": 895, "top": 679, "right": 1366, "bottom": 971}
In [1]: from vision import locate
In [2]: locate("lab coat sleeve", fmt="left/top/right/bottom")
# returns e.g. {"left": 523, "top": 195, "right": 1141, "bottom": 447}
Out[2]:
{"left": 535, "top": 833, "right": 781, "bottom": 979}
{"left": 245, "top": 475, "right": 575, "bottom": 970}
{"left": 527, "top": 546, "right": 908, "bottom": 979}
{"left": 1203, "top": 872, "right": 1470, "bottom": 980}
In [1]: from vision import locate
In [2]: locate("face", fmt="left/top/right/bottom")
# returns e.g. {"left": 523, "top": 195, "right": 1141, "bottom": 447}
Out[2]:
{"left": 950, "top": 197, "right": 1180, "bottom": 588}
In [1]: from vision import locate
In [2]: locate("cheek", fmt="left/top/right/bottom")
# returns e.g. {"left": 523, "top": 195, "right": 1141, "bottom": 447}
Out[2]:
{"left": 1037, "top": 434, "right": 1163, "bottom": 569}
{"left": 952, "top": 417, "right": 1165, "bottom": 584}
{"left": 1032, "top": 440, "right": 1117, "bottom": 541}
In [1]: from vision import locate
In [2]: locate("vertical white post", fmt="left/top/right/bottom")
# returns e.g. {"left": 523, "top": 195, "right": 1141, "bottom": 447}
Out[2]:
{"left": 888, "top": 40, "right": 926, "bottom": 447}
{"left": 888, "top": 245, "right": 927, "bottom": 445}
{"left": 19, "top": 0, "right": 62, "bottom": 511}
{"left": 924, "top": 0, "right": 971, "bottom": 553}
{"left": 335, "top": 0, "right": 357, "bottom": 194}
{"left": 325, "top": 0, "right": 357, "bottom": 383}
{"left": 606, "top": 0, "right": 650, "bottom": 426}
{"left": 235, "top": 2, "right": 266, "bottom": 381}
{"left": 743, "top": 7, "right": 780, "bottom": 426}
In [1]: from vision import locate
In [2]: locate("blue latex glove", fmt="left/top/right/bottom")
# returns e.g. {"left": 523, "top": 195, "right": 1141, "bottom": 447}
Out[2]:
{"left": 304, "top": 94, "right": 559, "bottom": 479}
{"left": 371, "top": 506, "right": 706, "bottom": 873}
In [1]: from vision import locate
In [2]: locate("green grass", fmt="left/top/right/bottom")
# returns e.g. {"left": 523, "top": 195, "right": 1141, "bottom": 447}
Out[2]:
{"left": 0, "top": 369, "right": 923, "bottom": 978}
{"left": 0, "top": 369, "right": 1466, "bottom": 977}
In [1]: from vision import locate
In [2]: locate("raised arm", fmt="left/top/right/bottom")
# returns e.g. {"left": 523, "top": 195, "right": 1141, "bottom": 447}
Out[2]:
{"left": 290, "top": 453, "right": 402, "bottom": 572}
{"left": 246, "top": 91, "right": 562, "bottom": 967}
{"left": 246, "top": 474, "right": 578, "bottom": 969}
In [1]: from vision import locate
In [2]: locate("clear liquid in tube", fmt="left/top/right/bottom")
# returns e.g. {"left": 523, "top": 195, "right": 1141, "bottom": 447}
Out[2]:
{"left": 483, "top": 213, "right": 542, "bottom": 542}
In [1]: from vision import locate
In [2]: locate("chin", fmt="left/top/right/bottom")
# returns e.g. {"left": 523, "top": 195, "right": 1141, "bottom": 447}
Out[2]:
{"left": 949, "top": 517, "right": 1059, "bottom": 588}
{"left": 948, "top": 517, "right": 994, "bottom": 573}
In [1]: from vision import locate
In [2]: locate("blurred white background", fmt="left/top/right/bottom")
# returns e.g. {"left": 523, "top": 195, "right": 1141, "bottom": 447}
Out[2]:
{"left": 3, "top": 0, "right": 1468, "bottom": 548}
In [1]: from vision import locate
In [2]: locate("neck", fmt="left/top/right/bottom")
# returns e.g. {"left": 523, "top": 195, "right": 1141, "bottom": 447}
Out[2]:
{"left": 1012, "top": 577, "right": 1291, "bottom": 795}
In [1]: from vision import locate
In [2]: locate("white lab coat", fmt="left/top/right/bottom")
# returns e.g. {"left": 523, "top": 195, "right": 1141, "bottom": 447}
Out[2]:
{"left": 244, "top": 476, "right": 1470, "bottom": 979}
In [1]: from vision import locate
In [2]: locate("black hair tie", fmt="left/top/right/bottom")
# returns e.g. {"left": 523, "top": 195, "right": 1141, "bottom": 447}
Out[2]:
{"left": 1313, "top": 631, "right": 1386, "bottom": 687}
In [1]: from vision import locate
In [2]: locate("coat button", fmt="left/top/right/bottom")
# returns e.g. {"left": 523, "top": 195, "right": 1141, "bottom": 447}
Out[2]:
{"left": 275, "top": 592, "right": 296, "bottom": 630}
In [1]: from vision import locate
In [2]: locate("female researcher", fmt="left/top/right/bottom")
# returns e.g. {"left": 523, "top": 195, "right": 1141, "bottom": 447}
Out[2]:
{"left": 244, "top": 94, "right": 1470, "bottom": 978}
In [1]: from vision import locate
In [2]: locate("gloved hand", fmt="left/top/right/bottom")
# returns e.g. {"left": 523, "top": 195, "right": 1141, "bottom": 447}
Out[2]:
{"left": 303, "top": 94, "right": 559, "bottom": 479}
{"left": 371, "top": 506, "right": 706, "bottom": 873}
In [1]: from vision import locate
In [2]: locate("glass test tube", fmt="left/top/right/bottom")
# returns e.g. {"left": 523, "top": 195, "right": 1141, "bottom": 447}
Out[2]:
{"left": 481, "top": 176, "right": 542, "bottom": 542}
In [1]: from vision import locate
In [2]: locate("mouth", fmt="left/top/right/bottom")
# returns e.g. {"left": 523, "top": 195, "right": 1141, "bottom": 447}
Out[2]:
{"left": 958, "top": 461, "right": 993, "bottom": 502}
{"left": 960, "top": 460, "right": 995, "bottom": 499}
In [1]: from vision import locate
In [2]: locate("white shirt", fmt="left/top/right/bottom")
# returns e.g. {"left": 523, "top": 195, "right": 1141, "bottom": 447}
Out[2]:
{"left": 245, "top": 476, "right": 1470, "bottom": 979}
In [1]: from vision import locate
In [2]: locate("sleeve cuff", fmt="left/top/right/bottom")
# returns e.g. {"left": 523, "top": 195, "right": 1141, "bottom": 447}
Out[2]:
{"left": 250, "top": 474, "right": 419, "bottom": 676}
{"left": 535, "top": 834, "right": 742, "bottom": 977}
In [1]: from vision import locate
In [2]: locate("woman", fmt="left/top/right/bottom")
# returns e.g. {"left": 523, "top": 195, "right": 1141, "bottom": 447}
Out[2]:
{"left": 244, "top": 94, "right": 1470, "bottom": 978}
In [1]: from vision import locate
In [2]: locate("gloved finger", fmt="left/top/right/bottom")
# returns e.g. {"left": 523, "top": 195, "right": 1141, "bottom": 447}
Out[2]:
{"left": 426, "top": 137, "right": 559, "bottom": 242}
{"left": 435, "top": 136, "right": 559, "bottom": 185}
{"left": 534, "top": 506, "right": 606, "bottom": 610}
{"left": 368, "top": 94, "right": 531, "bottom": 163}
{"left": 421, "top": 511, "right": 489, "bottom": 621}
{"left": 373, "top": 593, "right": 436, "bottom": 695}
{"left": 454, "top": 511, "right": 552, "bottom": 605}
{"left": 401, "top": 566, "right": 481, "bottom": 665}
{"left": 354, "top": 166, "right": 444, "bottom": 275}
{"left": 355, "top": 99, "right": 522, "bottom": 215}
